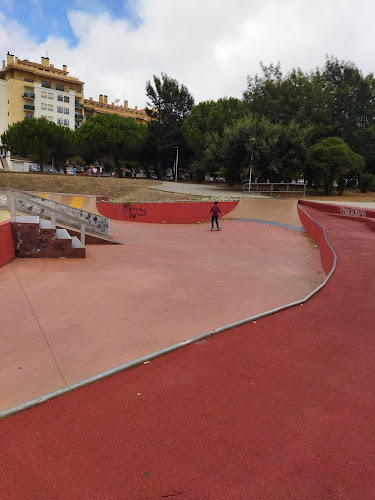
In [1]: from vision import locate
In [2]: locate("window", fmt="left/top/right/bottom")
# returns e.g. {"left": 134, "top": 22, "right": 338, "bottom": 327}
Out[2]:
{"left": 57, "top": 118, "right": 63, "bottom": 125}
{"left": 42, "top": 81, "right": 51, "bottom": 88}
{"left": 64, "top": 108, "right": 69, "bottom": 114}
{"left": 41, "top": 115, "right": 47, "bottom": 119}
{"left": 64, "top": 119, "right": 69, "bottom": 126}
{"left": 48, "top": 93, "right": 53, "bottom": 99}
{"left": 24, "top": 78, "right": 34, "bottom": 83}
{"left": 41, "top": 91, "right": 47, "bottom": 98}
{"left": 57, "top": 106, "right": 63, "bottom": 113}
{"left": 57, "top": 95, "right": 63, "bottom": 101}
{"left": 56, "top": 83, "right": 64, "bottom": 91}
{"left": 48, "top": 104, "right": 53, "bottom": 111}
{"left": 48, "top": 116, "right": 53, "bottom": 121}
{"left": 64, "top": 96, "right": 69, "bottom": 103}
{"left": 41, "top": 103, "right": 47, "bottom": 110}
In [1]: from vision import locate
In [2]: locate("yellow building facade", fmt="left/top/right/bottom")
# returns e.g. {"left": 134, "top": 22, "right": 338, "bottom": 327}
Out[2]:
{"left": 0, "top": 52, "right": 84, "bottom": 142}
{"left": 84, "top": 95, "right": 150, "bottom": 125}
{"left": 0, "top": 51, "right": 150, "bottom": 151}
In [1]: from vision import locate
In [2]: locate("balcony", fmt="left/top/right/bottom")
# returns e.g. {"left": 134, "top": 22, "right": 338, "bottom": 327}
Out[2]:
{"left": 75, "top": 102, "right": 84, "bottom": 109}
{"left": 24, "top": 104, "right": 35, "bottom": 111}
{"left": 75, "top": 113, "right": 83, "bottom": 119}
{"left": 23, "top": 92, "right": 35, "bottom": 99}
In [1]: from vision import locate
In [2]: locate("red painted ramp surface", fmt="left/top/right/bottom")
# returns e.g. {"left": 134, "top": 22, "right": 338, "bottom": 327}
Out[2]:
{"left": 1, "top": 208, "right": 375, "bottom": 499}
{"left": 97, "top": 200, "right": 238, "bottom": 223}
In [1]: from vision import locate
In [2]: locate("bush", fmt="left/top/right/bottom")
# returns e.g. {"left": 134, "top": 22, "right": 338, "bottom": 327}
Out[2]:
{"left": 359, "top": 172, "right": 375, "bottom": 193}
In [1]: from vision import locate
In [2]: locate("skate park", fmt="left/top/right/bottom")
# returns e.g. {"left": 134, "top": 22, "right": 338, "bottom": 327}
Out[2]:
{"left": 0, "top": 186, "right": 375, "bottom": 499}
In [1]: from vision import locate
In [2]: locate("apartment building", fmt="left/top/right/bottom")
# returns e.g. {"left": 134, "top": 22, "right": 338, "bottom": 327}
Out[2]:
{"left": 0, "top": 52, "right": 84, "bottom": 143}
{"left": 0, "top": 52, "right": 150, "bottom": 167}
{"left": 84, "top": 95, "right": 150, "bottom": 125}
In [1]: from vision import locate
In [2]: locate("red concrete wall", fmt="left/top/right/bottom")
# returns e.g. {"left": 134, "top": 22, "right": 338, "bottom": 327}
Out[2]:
{"left": 12, "top": 224, "right": 85, "bottom": 258}
{"left": 0, "top": 220, "right": 15, "bottom": 268}
{"left": 299, "top": 199, "right": 375, "bottom": 219}
{"left": 96, "top": 201, "right": 238, "bottom": 223}
{"left": 297, "top": 205, "right": 335, "bottom": 276}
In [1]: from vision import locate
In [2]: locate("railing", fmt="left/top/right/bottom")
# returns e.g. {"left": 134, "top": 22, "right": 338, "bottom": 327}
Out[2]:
{"left": 75, "top": 103, "right": 84, "bottom": 108}
{"left": 24, "top": 104, "right": 35, "bottom": 111}
{"left": 243, "top": 182, "right": 306, "bottom": 198}
{"left": 75, "top": 113, "right": 83, "bottom": 119}
{"left": 2, "top": 189, "right": 110, "bottom": 240}
{"left": 23, "top": 92, "right": 35, "bottom": 99}
{"left": 8, "top": 192, "right": 86, "bottom": 248}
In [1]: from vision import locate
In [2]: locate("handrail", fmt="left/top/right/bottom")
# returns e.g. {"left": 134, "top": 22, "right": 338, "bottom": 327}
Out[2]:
{"left": 3, "top": 189, "right": 109, "bottom": 235}
{"left": 9, "top": 192, "right": 86, "bottom": 248}
{"left": 243, "top": 182, "right": 306, "bottom": 198}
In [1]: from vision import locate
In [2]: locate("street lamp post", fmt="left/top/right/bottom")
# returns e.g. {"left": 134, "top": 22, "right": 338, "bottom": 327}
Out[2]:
{"left": 174, "top": 146, "right": 179, "bottom": 182}
{"left": 248, "top": 137, "right": 255, "bottom": 192}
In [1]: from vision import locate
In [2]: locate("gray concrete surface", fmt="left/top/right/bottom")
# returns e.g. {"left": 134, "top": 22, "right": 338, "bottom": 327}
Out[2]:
{"left": 150, "top": 182, "right": 267, "bottom": 199}
{"left": 151, "top": 182, "right": 375, "bottom": 209}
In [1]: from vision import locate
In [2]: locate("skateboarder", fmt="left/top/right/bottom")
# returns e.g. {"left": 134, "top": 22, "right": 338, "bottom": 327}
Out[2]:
{"left": 210, "top": 201, "right": 222, "bottom": 230}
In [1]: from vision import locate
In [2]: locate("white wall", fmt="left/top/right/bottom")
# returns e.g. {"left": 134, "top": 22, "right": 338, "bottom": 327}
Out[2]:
{"left": 34, "top": 82, "right": 75, "bottom": 130}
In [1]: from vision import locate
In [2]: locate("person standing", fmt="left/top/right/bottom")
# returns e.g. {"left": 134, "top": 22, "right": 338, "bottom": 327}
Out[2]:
{"left": 209, "top": 201, "right": 222, "bottom": 230}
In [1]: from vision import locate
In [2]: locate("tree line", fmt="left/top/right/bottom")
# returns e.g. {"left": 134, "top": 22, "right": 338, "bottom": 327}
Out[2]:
{"left": 2, "top": 56, "right": 375, "bottom": 194}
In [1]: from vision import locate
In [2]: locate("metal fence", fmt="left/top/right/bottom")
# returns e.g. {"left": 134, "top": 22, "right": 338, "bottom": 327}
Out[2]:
{"left": 243, "top": 182, "right": 306, "bottom": 198}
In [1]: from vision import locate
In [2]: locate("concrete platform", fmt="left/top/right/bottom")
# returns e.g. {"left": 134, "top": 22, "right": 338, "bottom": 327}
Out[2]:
{"left": 224, "top": 198, "right": 303, "bottom": 229}
{"left": 0, "top": 218, "right": 323, "bottom": 412}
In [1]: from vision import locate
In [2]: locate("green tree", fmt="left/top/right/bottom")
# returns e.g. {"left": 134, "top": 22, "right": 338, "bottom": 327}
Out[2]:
{"left": 307, "top": 137, "right": 365, "bottom": 195}
{"left": 182, "top": 98, "right": 245, "bottom": 158}
{"left": 204, "top": 114, "right": 307, "bottom": 186}
{"left": 1, "top": 117, "right": 73, "bottom": 172}
{"left": 359, "top": 172, "right": 375, "bottom": 193}
{"left": 74, "top": 114, "right": 147, "bottom": 177}
{"left": 205, "top": 115, "right": 257, "bottom": 186}
{"left": 53, "top": 125, "right": 74, "bottom": 173}
{"left": 145, "top": 73, "right": 194, "bottom": 178}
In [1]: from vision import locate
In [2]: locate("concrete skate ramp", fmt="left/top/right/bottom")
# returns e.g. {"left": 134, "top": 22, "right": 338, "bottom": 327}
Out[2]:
{"left": 224, "top": 198, "right": 303, "bottom": 230}
{"left": 36, "top": 192, "right": 100, "bottom": 215}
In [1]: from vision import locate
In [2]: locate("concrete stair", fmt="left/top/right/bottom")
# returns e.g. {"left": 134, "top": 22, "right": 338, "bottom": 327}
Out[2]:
{"left": 12, "top": 215, "right": 85, "bottom": 258}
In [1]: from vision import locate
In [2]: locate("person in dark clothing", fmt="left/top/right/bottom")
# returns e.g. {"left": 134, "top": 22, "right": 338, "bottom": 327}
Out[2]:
{"left": 210, "top": 201, "right": 222, "bottom": 230}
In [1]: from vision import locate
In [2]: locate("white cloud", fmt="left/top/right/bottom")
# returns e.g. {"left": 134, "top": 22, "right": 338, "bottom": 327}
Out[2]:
{"left": 1, "top": 1, "right": 375, "bottom": 108}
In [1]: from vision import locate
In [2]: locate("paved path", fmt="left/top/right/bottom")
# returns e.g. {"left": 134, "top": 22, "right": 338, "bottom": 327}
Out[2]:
{"left": 152, "top": 182, "right": 375, "bottom": 209}
{"left": 151, "top": 181, "right": 266, "bottom": 198}
{"left": 0, "top": 207, "right": 374, "bottom": 499}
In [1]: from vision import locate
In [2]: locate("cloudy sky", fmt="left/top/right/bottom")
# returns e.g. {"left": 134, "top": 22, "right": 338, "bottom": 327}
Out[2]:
{"left": 0, "top": 0, "right": 374, "bottom": 109}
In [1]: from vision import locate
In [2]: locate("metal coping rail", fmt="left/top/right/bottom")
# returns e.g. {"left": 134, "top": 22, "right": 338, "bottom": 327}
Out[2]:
{"left": 0, "top": 205, "right": 337, "bottom": 420}
{"left": 242, "top": 182, "right": 306, "bottom": 199}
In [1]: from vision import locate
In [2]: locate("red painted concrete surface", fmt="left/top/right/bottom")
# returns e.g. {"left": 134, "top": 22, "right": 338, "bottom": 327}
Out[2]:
{"left": 300, "top": 199, "right": 375, "bottom": 219}
{"left": 297, "top": 205, "right": 334, "bottom": 275}
{"left": 0, "top": 209, "right": 374, "bottom": 499}
{"left": 11, "top": 223, "right": 85, "bottom": 258}
{"left": 0, "top": 220, "right": 15, "bottom": 268}
{"left": 97, "top": 200, "right": 238, "bottom": 223}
